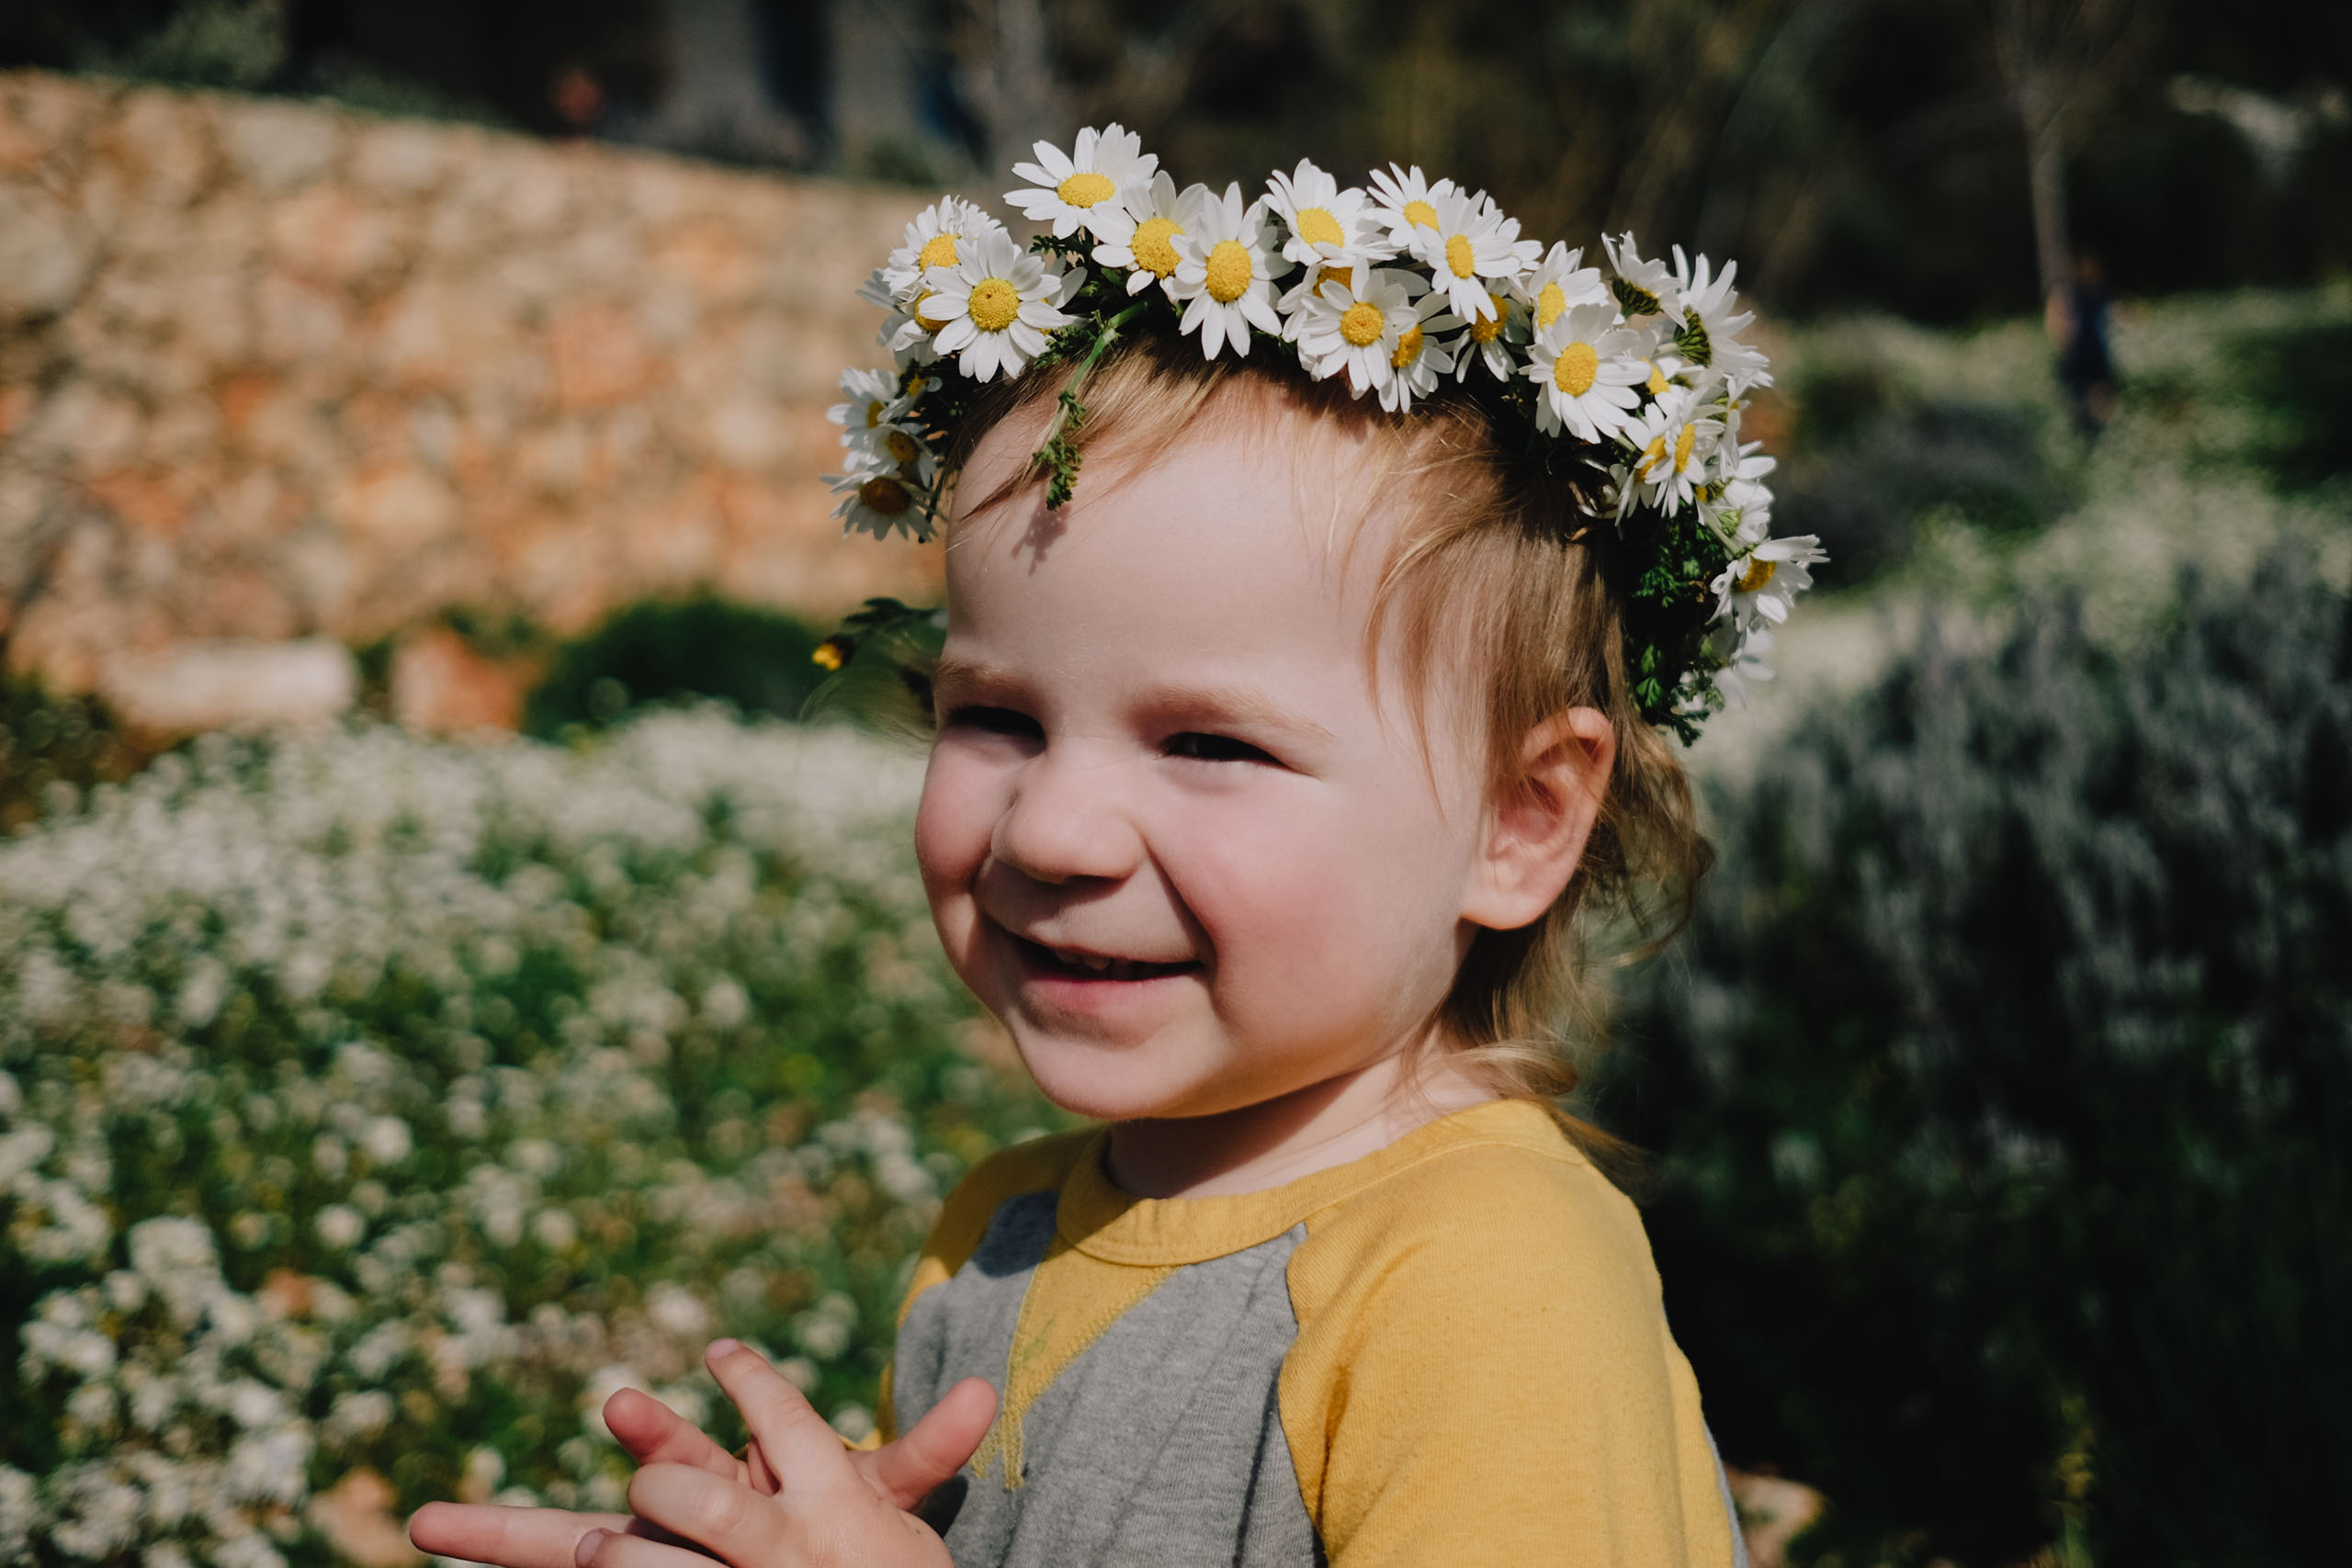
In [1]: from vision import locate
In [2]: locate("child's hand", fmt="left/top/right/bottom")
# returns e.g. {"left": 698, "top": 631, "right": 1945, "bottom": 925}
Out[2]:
{"left": 410, "top": 1342, "right": 996, "bottom": 1568}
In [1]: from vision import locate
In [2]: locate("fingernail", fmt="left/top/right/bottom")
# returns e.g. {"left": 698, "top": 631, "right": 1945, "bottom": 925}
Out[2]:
{"left": 707, "top": 1337, "right": 743, "bottom": 1359}
{"left": 574, "top": 1530, "right": 606, "bottom": 1568}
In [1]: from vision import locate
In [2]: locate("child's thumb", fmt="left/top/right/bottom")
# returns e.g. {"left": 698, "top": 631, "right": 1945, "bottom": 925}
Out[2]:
{"left": 854, "top": 1376, "right": 999, "bottom": 1511}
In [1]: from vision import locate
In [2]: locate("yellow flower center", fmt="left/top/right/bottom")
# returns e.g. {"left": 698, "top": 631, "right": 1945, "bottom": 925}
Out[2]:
{"left": 1131, "top": 217, "right": 1183, "bottom": 276}
{"left": 1640, "top": 436, "right": 1668, "bottom": 478}
{"left": 1391, "top": 322, "right": 1424, "bottom": 368}
{"left": 1444, "top": 233, "right": 1476, "bottom": 278}
{"left": 1645, "top": 362, "right": 1670, "bottom": 395}
{"left": 864, "top": 400, "right": 886, "bottom": 427}
{"left": 885, "top": 430, "right": 922, "bottom": 465}
{"left": 857, "top": 476, "right": 911, "bottom": 514}
{"left": 1469, "top": 293, "right": 1510, "bottom": 344}
{"left": 1535, "top": 281, "right": 1566, "bottom": 329}
{"left": 968, "top": 277, "right": 1021, "bottom": 333}
{"left": 1056, "top": 171, "right": 1115, "bottom": 208}
{"left": 1204, "top": 239, "right": 1253, "bottom": 303}
{"left": 1553, "top": 342, "right": 1599, "bottom": 396}
{"left": 1295, "top": 206, "right": 1345, "bottom": 248}
{"left": 810, "top": 639, "right": 846, "bottom": 671}
{"left": 1736, "top": 556, "right": 1778, "bottom": 594}
{"left": 913, "top": 291, "right": 950, "bottom": 333}
{"left": 1340, "top": 301, "right": 1385, "bottom": 346}
{"left": 1317, "top": 264, "right": 1353, "bottom": 288}
{"left": 917, "top": 232, "right": 958, "bottom": 270}
{"left": 1673, "top": 424, "right": 1696, "bottom": 472}
{"left": 1403, "top": 199, "right": 1438, "bottom": 230}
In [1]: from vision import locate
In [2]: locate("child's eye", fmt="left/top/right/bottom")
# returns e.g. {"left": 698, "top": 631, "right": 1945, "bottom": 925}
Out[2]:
{"left": 944, "top": 705, "right": 1044, "bottom": 743}
{"left": 1163, "top": 732, "right": 1277, "bottom": 765}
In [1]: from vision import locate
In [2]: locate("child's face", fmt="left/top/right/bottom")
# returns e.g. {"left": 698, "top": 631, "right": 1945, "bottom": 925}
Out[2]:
{"left": 915, "top": 398, "right": 1500, "bottom": 1123}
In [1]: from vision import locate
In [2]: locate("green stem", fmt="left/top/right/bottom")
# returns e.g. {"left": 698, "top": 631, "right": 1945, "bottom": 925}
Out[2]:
{"left": 1030, "top": 302, "right": 1150, "bottom": 506}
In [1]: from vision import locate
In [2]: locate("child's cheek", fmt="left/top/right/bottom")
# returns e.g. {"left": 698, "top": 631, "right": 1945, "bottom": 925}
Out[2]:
{"left": 913, "top": 750, "right": 998, "bottom": 974}
{"left": 1166, "top": 795, "right": 1385, "bottom": 973}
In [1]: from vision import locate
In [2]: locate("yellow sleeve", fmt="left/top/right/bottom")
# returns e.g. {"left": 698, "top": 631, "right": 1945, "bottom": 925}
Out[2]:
{"left": 1279, "top": 1140, "right": 1736, "bottom": 1567}
{"left": 873, "top": 1129, "right": 1094, "bottom": 1442}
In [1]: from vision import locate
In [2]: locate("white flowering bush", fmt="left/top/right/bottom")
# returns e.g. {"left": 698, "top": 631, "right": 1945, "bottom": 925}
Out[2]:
{"left": 0, "top": 709, "right": 1051, "bottom": 1568}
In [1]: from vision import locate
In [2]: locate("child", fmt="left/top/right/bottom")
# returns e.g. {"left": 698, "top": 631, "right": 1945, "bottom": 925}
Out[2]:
{"left": 413, "top": 132, "right": 1816, "bottom": 1568}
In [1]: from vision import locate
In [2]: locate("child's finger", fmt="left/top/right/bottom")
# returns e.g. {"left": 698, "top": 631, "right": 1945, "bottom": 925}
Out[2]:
{"left": 573, "top": 1527, "right": 717, "bottom": 1568}
{"left": 626, "top": 1463, "right": 786, "bottom": 1566}
{"left": 603, "top": 1387, "right": 746, "bottom": 1482}
{"left": 408, "top": 1503, "right": 634, "bottom": 1568}
{"left": 702, "top": 1339, "right": 859, "bottom": 1484}
{"left": 853, "top": 1376, "right": 998, "bottom": 1510}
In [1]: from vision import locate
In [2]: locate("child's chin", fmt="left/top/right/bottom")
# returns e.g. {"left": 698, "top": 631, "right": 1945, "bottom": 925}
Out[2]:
{"left": 1012, "top": 1035, "right": 1212, "bottom": 1122}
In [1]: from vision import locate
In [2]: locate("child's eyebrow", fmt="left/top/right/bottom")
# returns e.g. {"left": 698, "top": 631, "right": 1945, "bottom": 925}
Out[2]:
{"left": 931, "top": 656, "right": 1029, "bottom": 705}
{"left": 932, "top": 659, "right": 1333, "bottom": 743}
{"left": 1140, "top": 682, "right": 1335, "bottom": 744}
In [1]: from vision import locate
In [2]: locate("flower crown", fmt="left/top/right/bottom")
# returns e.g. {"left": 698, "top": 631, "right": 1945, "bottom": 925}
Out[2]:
{"left": 820, "top": 126, "right": 1822, "bottom": 741}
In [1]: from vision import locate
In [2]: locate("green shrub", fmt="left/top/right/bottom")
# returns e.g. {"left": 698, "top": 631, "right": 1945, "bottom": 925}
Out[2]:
{"left": 0, "top": 709, "right": 1054, "bottom": 1568}
{"left": 0, "top": 682, "right": 156, "bottom": 838}
{"left": 1604, "top": 546, "right": 2352, "bottom": 1565}
{"left": 1775, "top": 369, "right": 2069, "bottom": 581}
{"left": 2234, "top": 320, "right": 2352, "bottom": 491}
{"left": 524, "top": 599, "right": 910, "bottom": 738}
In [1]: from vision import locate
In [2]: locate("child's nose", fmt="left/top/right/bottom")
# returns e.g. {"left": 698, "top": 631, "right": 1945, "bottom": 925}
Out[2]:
{"left": 989, "top": 749, "right": 1144, "bottom": 886}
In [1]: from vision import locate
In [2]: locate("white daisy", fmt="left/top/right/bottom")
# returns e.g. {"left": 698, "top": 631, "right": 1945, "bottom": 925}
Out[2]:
{"left": 1668, "top": 247, "right": 1771, "bottom": 392}
{"left": 1006, "top": 124, "right": 1158, "bottom": 241}
{"left": 1523, "top": 302, "right": 1646, "bottom": 443}
{"left": 1602, "top": 231, "right": 1682, "bottom": 321}
{"left": 826, "top": 367, "right": 936, "bottom": 479}
{"left": 879, "top": 197, "right": 1007, "bottom": 299}
{"left": 824, "top": 449, "right": 936, "bottom": 543}
{"left": 1263, "top": 159, "right": 1396, "bottom": 278}
{"left": 829, "top": 365, "right": 902, "bottom": 426}
{"left": 1168, "top": 183, "right": 1290, "bottom": 360}
{"left": 1454, "top": 284, "right": 1526, "bottom": 381}
{"left": 1378, "top": 288, "right": 1463, "bottom": 413}
{"left": 826, "top": 366, "right": 914, "bottom": 435}
{"left": 920, "top": 227, "right": 1078, "bottom": 382}
{"left": 1289, "top": 267, "right": 1427, "bottom": 400}
{"left": 1365, "top": 164, "right": 1456, "bottom": 245}
{"left": 1711, "top": 622, "right": 1778, "bottom": 707}
{"left": 1089, "top": 173, "right": 1205, "bottom": 299}
{"left": 1634, "top": 350, "right": 1704, "bottom": 404}
{"left": 1702, "top": 403, "right": 1779, "bottom": 536}
{"left": 881, "top": 280, "right": 961, "bottom": 367}
{"left": 1712, "top": 535, "right": 1825, "bottom": 627}
{"left": 1402, "top": 187, "right": 1536, "bottom": 325}
{"left": 1470, "top": 187, "right": 1546, "bottom": 270}
{"left": 1520, "top": 242, "right": 1609, "bottom": 335}
{"left": 850, "top": 422, "right": 939, "bottom": 487}
{"left": 1621, "top": 389, "right": 1726, "bottom": 516}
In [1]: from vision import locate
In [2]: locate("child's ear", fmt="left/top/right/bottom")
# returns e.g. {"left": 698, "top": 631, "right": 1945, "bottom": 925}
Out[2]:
{"left": 1461, "top": 707, "right": 1616, "bottom": 931}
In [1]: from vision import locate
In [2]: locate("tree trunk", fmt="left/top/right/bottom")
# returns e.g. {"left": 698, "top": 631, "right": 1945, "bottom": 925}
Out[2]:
{"left": 2018, "top": 70, "right": 2072, "bottom": 303}
{"left": 1990, "top": 0, "right": 2074, "bottom": 305}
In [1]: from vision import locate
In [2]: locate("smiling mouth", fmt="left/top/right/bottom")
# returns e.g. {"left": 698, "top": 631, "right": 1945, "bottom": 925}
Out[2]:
{"left": 1012, "top": 934, "right": 1200, "bottom": 983}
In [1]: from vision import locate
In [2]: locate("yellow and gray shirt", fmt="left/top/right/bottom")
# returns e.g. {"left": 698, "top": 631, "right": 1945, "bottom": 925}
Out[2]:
{"left": 879, "top": 1099, "right": 1746, "bottom": 1566}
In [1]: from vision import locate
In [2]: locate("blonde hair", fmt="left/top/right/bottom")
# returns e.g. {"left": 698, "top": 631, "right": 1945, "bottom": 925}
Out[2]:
{"left": 941, "top": 333, "right": 1711, "bottom": 1105}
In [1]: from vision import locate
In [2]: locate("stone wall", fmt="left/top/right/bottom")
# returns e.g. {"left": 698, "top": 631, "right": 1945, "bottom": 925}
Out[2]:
{"left": 0, "top": 71, "right": 943, "bottom": 710}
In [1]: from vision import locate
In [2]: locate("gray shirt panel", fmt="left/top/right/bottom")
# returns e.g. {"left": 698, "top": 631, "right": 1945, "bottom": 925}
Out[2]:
{"left": 892, "top": 1194, "right": 1321, "bottom": 1568}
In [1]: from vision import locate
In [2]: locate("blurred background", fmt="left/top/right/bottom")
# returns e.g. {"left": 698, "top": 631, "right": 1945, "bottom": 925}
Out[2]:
{"left": 0, "top": 3, "right": 2346, "bottom": 1565}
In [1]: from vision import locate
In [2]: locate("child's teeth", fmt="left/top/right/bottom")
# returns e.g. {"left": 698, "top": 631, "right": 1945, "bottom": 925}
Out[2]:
{"left": 1080, "top": 952, "right": 1110, "bottom": 971}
